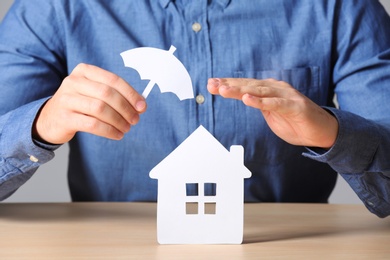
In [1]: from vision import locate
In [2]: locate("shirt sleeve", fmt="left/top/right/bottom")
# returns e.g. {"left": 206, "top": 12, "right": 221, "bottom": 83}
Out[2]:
{"left": 303, "top": 108, "right": 390, "bottom": 218}
{"left": 304, "top": 1, "right": 390, "bottom": 218}
{"left": 0, "top": 98, "right": 59, "bottom": 200}
{"left": 0, "top": 0, "right": 66, "bottom": 199}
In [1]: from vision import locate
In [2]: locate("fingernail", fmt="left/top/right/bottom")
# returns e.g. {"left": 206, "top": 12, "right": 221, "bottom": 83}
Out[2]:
{"left": 130, "top": 113, "right": 140, "bottom": 125}
{"left": 116, "top": 131, "right": 124, "bottom": 140}
{"left": 208, "top": 79, "right": 219, "bottom": 89}
{"left": 135, "top": 100, "right": 146, "bottom": 112}
{"left": 123, "top": 123, "right": 131, "bottom": 132}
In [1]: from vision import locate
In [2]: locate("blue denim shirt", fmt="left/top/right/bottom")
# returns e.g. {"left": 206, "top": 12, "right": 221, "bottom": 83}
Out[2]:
{"left": 1, "top": 0, "right": 390, "bottom": 217}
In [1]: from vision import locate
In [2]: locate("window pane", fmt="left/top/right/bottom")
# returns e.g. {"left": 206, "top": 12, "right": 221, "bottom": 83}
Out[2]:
{"left": 186, "top": 202, "right": 198, "bottom": 214}
{"left": 205, "top": 202, "right": 216, "bottom": 214}
{"left": 204, "top": 183, "right": 216, "bottom": 196}
{"left": 186, "top": 183, "right": 198, "bottom": 196}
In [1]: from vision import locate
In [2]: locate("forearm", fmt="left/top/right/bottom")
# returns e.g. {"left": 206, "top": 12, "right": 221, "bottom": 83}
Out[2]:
{"left": 304, "top": 107, "right": 390, "bottom": 217}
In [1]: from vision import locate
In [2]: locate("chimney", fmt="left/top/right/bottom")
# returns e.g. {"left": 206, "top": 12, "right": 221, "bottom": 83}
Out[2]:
{"left": 229, "top": 145, "right": 244, "bottom": 164}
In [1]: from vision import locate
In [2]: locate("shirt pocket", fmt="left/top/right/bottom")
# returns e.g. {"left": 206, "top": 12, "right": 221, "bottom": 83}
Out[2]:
{"left": 234, "top": 66, "right": 320, "bottom": 102}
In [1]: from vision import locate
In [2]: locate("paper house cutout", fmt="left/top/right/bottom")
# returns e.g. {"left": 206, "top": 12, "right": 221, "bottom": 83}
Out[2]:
{"left": 150, "top": 125, "right": 251, "bottom": 244}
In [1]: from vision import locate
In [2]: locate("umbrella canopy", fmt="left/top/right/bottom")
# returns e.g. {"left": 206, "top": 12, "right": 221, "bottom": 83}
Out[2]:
{"left": 121, "top": 45, "right": 194, "bottom": 100}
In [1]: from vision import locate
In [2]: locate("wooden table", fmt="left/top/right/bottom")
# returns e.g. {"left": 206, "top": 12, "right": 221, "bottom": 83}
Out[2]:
{"left": 0, "top": 203, "right": 389, "bottom": 259}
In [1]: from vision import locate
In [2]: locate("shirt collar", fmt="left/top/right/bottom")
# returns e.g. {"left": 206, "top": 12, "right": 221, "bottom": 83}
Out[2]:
{"left": 159, "top": 0, "right": 231, "bottom": 9}
{"left": 159, "top": 0, "right": 171, "bottom": 8}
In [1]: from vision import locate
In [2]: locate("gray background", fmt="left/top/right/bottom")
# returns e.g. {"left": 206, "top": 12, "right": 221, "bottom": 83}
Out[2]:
{"left": 1, "top": 0, "right": 390, "bottom": 203}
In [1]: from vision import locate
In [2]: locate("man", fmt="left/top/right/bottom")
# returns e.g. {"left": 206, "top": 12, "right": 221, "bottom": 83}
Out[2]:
{"left": 0, "top": 0, "right": 389, "bottom": 217}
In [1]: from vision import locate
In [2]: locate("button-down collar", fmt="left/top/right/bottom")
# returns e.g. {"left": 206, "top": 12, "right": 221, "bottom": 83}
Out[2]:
{"left": 159, "top": 0, "right": 231, "bottom": 9}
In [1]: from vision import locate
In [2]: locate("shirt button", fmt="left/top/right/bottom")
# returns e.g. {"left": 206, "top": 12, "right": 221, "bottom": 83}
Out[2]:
{"left": 29, "top": 155, "right": 39, "bottom": 163}
{"left": 196, "top": 94, "right": 205, "bottom": 104}
{"left": 192, "top": 22, "right": 202, "bottom": 32}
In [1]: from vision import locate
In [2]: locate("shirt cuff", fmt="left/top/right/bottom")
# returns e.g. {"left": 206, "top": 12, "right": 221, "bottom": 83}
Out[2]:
{"left": 0, "top": 97, "right": 58, "bottom": 176}
{"left": 302, "top": 107, "right": 380, "bottom": 173}
{"left": 341, "top": 173, "right": 390, "bottom": 218}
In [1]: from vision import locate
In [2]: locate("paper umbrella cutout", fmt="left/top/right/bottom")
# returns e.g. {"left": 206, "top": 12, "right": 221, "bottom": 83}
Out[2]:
{"left": 121, "top": 45, "right": 194, "bottom": 100}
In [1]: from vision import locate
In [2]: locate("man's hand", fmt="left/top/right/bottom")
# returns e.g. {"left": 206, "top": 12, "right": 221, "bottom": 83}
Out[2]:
{"left": 33, "top": 63, "right": 147, "bottom": 144}
{"left": 207, "top": 78, "right": 338, "bottom": 149}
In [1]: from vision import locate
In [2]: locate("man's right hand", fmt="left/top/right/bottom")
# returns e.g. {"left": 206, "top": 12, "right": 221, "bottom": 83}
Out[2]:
{"left": 33, "top": 63, "right": 147, "bottom": 144}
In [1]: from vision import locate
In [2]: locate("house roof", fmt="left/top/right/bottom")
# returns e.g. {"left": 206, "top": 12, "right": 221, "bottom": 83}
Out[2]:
{"left": 149, "top": 125, "right": 251, "bottom": 180}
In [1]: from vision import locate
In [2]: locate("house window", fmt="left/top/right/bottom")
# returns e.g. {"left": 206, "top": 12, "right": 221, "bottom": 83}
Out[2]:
{"left": 185, "top": 182, "right": 217, "bottom": 215}
{"left": 204, "top": 183, "right": 216, "bottom": 196}
{"left": 204, "top": 202, "right": 216, "bottom": 214}
{"left": 186, "top": 202, "right": 198, "bottom": 214}
{"left": 186, "top": 183, "right": 198, "bottom": 196}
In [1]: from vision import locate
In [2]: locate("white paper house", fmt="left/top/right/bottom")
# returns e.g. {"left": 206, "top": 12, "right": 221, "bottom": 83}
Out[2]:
{"left": 150, "top": 125, "right": 251, "bottom": 244}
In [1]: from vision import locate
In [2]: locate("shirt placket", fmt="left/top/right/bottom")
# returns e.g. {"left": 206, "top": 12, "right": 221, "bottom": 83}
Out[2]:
{"left": 176, "top": 0, "right": 215, "bottom": 134}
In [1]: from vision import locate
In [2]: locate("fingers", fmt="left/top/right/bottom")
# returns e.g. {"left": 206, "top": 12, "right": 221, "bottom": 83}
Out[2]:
{"left": 70, "top": 63, "right": 148, "bottom": 127}
{"left": 208, "top": 78, "right": 290, "bottom": 98}
{"left": 69, "top": 113, "right": 126, "bottom": 140}
{"left": 72, "top": 63, "right": 147, "bottom": 114}
{"left": 63, "top": 93, "right": 131, "bottom": 134}
{"left": 207, "top": 77, "right": 298, "bottom": 111}
{"left": 64, "top": 75, "right": 139, "bottom": 126}
{"left": 67, "top": 63, "right": 147, "bottom": 132}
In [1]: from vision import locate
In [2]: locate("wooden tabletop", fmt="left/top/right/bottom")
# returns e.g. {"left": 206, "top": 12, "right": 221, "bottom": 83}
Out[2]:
{"left": 0, "top": 202, "right": 389, "bottom": 259}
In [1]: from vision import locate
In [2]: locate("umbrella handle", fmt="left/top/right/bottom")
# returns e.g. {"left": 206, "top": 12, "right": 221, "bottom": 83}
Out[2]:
{"left": 142, "top": 80, "right": 155, "bottom": 98}
{"left": 140, "top": 45, "right": 177, "bottom": 99}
